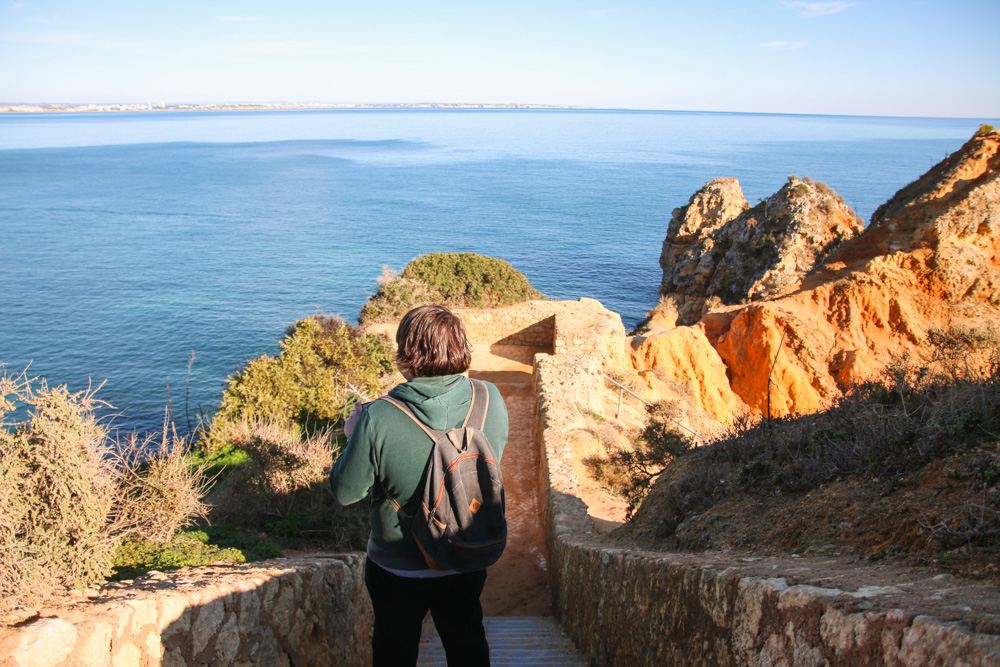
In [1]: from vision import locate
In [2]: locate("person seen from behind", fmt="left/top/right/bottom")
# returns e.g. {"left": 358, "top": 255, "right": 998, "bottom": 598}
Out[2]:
{"left": 330, "top": 304, "right": 509, "bottom": 666}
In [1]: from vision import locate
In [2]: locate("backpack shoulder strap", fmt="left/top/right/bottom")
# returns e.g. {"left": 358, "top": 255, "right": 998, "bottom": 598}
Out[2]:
{"left": 374, "top": 396, "right": 436, "bottom": 518}
{"left": 465, "top": 378, "right": 490, "bottom": 431}
{"left": 380, "top": 396, "right": 441, "bottom": 441}
{"left": 375, "top": 380, "right": 491, "bottom": 518}
{"left": 381, "top": 378, "right": 490, "bottom": 436}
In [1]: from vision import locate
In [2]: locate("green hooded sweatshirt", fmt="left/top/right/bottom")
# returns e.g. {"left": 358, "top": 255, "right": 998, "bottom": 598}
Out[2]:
{"left": 329, "top": 374, "right": 509, "bottom": 567}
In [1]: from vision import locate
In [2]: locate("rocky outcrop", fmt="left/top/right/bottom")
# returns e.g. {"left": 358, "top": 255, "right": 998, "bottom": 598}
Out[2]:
{"left": 641, "top": 130, "right": 1000, "bottom": 420}
{"left": 836, "top": 127, "right": 1000, "bottom": 305}
{"left": 630, "top": 323, "right": 747, "bottom": 423}
{"left": 659, "top": 176, "right": 863, "bottom": 326}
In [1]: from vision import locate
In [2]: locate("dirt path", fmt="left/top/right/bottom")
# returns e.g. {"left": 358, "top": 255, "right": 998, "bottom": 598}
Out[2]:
{"left": 469, "top": 344, "right": 553, "bottom": 616}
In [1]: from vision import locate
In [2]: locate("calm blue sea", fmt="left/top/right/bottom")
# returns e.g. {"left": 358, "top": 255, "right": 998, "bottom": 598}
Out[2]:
{"left": 1, "top": 109, "right": 995, "bottom": 434}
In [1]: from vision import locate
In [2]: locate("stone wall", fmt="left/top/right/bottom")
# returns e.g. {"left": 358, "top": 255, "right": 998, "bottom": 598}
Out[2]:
{"left": 533, "top": 354, "right": 1000, "bottom": 666}
{"left": 0, "top": 555, "right": 371, "bottom": 667}
{"left": 459, "top": 308, "right": 555, "bottom": 349}
{"left": 376, "top": 298, "right": 631, "bottom": 369}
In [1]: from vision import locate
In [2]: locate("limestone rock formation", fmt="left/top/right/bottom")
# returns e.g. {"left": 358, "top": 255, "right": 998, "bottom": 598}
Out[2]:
{"left": 658, "top": 176, "right": 863, "bottom": 325}
{"left": 638, "top": 129, "right": 1000, "bottom": 421}
{"left": 630, "top": 323, "right": 746, "bottom": 423}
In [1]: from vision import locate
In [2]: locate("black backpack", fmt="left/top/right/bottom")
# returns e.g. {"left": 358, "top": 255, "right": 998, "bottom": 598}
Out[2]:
{"left": 380, "top": 378, "right": 507, "bottom": 572}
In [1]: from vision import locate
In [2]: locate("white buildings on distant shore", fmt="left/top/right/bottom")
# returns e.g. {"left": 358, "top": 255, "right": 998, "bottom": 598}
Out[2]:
{"left": 0, "top": 102, "right": 593, "bottom": 114}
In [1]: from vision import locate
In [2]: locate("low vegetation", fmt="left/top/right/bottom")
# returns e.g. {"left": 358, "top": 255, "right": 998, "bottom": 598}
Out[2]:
{"left": 205, "top": 314, "right": 394, "bottom": 449}
{"left": 112, "top": 530, "right": 246, "bottom": 581}
{"left": 586, "top": 402, "right": 693, "bottom": 519}
{"left": 590, "top": 327, "right": 1000, "bottom": 571}
{"left": 179, "top": 313, "right": 391, "bottom": 567}
{"left": 1, "top": 313, "right": 396, "bottom": 614}
{"left": 0, "top": 375, "right": 210, "bottom": 614}
{"left": 360, "top": 252, "right": 543, "bottom": 323}
{"left": 203, "top": 419, "right": 368, "bottom": 551}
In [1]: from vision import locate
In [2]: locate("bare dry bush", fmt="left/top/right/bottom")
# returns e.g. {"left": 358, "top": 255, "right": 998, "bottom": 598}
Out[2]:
{"left": 922, "top": 494, "right": 1000, "bottom": 549}
{"left": 0, "top": 376, "right": 119, "bottom": 612}
{"left": 0, "top": 374, "right": 212, "bottom": 615}
{"left": 207, "top": 420, "right": 368, "bottom": 549}
{"left": 116, "top": 423, "right": 211, "bottom": 543}
{"left": 585, "top": 402, "right": 699, "bottom": 519}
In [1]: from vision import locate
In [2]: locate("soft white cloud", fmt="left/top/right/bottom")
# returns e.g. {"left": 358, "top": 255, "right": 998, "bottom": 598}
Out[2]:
{"left": 9, "top": 1, "right": 29, "bottom": 10}
{"left": 783, "top": 1, "right": 855, "bottom": 17}
{"left": 585, "top": 9, "right": 623, "bottom": 18}
{"left": 219, "top": 16, "right": 260, "bottom": 22}
{"left": 761, "top": 40, "right": 808, "bottom": 49}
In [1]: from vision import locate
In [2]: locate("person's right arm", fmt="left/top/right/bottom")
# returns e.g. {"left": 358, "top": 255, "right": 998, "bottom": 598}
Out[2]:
{"left": 329, "top": 409, "right": 377, "bottom": 505}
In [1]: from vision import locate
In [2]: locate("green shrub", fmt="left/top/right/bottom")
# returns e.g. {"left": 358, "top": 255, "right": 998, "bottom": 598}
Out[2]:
{"left": 360, "top": 253, "right": 543, "bottom": 323}
{"left": 404, "top": 252, "right": 543, "bottom": 306}
{"left": 358, "top": 267, "right": 436, "bottom": 323}
{"left": 205, "top": 314, "right": 394, "bottom": 449}
{"left": 112, "top": 530, "right": 245, "bottom": 580}
{"left": 198, "top": 523, "right": 283, "bottom": 561}
{"left": 185, "top": 443, "right": 251, "bottom": 483}
{"left": 975, "top": 124, "right": 996, "bottom": 137}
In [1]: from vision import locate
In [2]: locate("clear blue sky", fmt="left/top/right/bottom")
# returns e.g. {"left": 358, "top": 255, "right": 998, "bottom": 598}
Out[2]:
{"left": 2, "top": 0, "right": 998, "bottom": 117}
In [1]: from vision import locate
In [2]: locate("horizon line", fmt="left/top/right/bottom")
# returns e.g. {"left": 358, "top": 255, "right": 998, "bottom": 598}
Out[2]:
{"left": 1, "top": 101, "right": 997, "bottom": 122}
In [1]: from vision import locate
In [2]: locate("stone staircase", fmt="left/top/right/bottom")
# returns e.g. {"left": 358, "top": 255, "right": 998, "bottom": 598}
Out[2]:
{"left": 417, "top": 616, "right": 587, "bottom": 666}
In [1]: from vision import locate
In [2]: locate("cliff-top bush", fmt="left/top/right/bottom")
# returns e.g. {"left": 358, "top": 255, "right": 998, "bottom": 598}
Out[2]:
{"left": 359, "top": 252, "right": 543, "bottom": 323}
{"left": 205, "top": 314, "right": 394, "bottom": 450}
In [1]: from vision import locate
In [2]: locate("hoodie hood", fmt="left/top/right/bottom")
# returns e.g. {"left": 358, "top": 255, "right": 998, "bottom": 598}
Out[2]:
{"left": 388, "top": 374, "right": 473, "bottom": 430}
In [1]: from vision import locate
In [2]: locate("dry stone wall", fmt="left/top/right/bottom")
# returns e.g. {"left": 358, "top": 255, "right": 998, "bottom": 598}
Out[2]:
{"left": 369, "top": 298, "right": 629, "bottom": 365}
{"left": 534, "top": 353, "right": 1000, "bottom": 666}
{"left": 0, "top": 555, "right": 371, "bottom": 667}
{"left": 458, "top": 308, "right": 555, "bottom": 348}
{"left": 459, "top": 298, "right": 630, "bottom": 368}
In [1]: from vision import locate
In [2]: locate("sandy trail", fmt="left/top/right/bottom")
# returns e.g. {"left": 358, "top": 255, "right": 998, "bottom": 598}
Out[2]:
{"left": 469, "top": 344, "right": 552, "bottom": 616}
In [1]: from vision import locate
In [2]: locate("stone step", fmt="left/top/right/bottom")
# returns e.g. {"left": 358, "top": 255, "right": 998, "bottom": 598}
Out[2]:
{"left": 417, "top": 615, "right": 587, "bottom": 666}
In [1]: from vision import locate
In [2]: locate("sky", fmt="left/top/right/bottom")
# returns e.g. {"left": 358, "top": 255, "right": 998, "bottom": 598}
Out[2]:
{"left": 1, "top": 0, "right": 998, "bottom": 117}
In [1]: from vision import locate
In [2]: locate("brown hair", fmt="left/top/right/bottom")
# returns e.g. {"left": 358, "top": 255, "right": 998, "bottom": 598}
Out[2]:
{"left": 395, "top": 305, "right": 472, "bottom": 378}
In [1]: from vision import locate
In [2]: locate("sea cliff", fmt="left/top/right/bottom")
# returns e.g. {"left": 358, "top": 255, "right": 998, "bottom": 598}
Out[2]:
{"left": 635, "top": 127, "right": 1000, "bottom": 420}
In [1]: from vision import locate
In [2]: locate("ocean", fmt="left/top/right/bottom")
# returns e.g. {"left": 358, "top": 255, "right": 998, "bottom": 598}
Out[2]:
{"left": 0, "top": 109, "right": 994, "bottom": 435}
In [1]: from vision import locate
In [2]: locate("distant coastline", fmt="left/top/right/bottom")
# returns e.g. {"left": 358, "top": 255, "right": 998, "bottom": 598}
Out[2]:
{"left": 0, "top": 102, "right": 594, "bottom": 114}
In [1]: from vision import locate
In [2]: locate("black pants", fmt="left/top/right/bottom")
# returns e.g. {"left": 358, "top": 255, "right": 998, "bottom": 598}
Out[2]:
{"left": 364, "top": 559, "right": 490, "bottom": 667}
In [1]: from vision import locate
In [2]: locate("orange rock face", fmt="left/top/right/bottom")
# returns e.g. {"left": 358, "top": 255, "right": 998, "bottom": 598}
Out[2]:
{"left": 637, "top": 130, "right": 1000, "bottom": 423}
{"left": 631, "top": 324, "right": 746, "bottom": 423}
